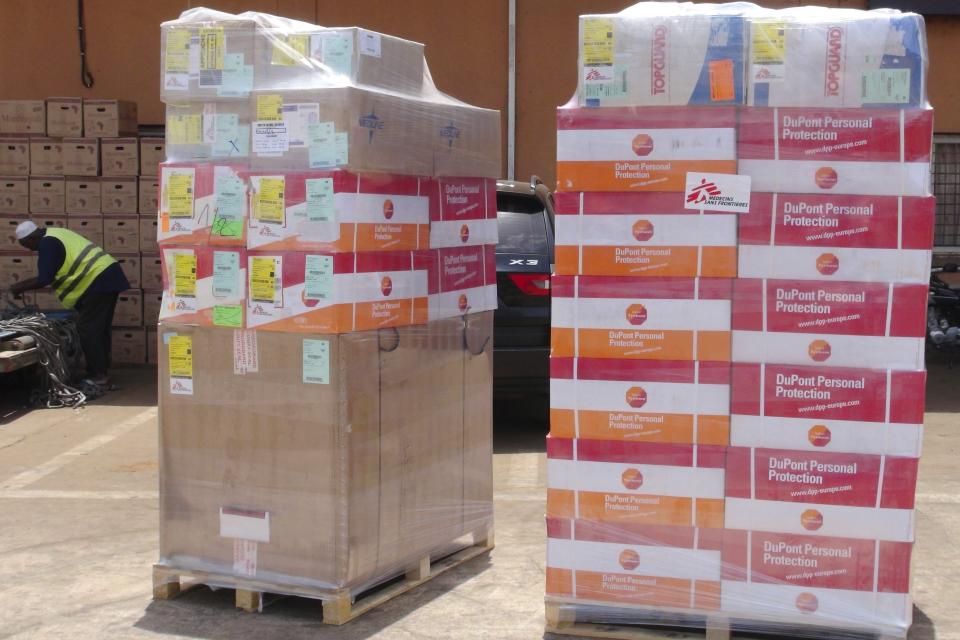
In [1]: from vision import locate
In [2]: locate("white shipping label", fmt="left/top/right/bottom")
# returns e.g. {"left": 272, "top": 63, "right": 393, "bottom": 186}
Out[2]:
{"left": 252, "top": 121, "right": 289, "bottom": 157}
{"left": 684, "top": 173, "right": 752, "bottom": 213}
{"left": 359, "top": 31, "right": 381, "bottom": 57}
{"left": 281, "top": 103, "right": 320, "bottom": 148}
{"left": 220, "top": 507, "right": 270, "bottom": 542}
{"left": 233, "top": 539, "right": 258, "bottom": 577}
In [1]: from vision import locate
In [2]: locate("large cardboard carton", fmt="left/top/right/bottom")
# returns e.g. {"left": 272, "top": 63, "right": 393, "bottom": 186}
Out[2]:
{"left": 103, "top": 215, "right": 140, "bottom": 253}
{"left": 431, "top": 102, "right": 501, "bottom": 179}
{"left": 157, "top": 314, "right": 493, "bottom": 592}
{"left": 112, "top": 327, "right": 147, "bottom": 363}
{"left": 140, "top": 138, "right": 166, "bottom": 175}
{"left": 0, "top": 100, "right": 45, "bottom": 135}
{"left": 65, "top": 178, "right": 101, "bottom": 215}
{"left": 114, "top": 290, "right": 144, "bottom": 327}
{"left": 83, "top": 99, "right": 138, "bottom": 138}
{"left": 66, "top": 216, "right": 104, "bottom": 248}
{"left": 62, "top": 138, "right": 100, "bottom": 176}
{"left": 101, "top": 177, "right": 139, "bottom": 214}
{"left": 0, "top": 138, "right": 30, "bottom": 175}
{"left": 160, "top": 18, "right": 256, "bottom": 101}
{"left": 29, "top": 138, "right": 63, "bottom": 175}
{"left": 29, "top": 177, "right": 65, "bottom": 214}
{"left": 159, "top": 245, "right": 247, "bottom": 328}
{"left": 46, "top": 97, "right": 84, "bottom": 137}
{"left": 158, "top": 162, "right": 246, "bottom": 246}
{"left": 0, "top": 176, "right": 28, "bottom": 213}
{"left": 100, "top": 138, "right": 140, "bottom": 176}
{"left": 164, "top": 102, "right": 251, "bottom": 163}
{"left": 416, "top": 245, "right": 497, "bottom": 321}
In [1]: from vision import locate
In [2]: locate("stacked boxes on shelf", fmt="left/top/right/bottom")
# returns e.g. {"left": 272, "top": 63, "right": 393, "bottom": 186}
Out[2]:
{"left": 153, "top": 8, "right": 498, "bottom": 604}
{"left": 546, "top": 3, "right": 931, "bottom": 638}
{"left": 0, "top": 96, "right": 165, "bottom": 364}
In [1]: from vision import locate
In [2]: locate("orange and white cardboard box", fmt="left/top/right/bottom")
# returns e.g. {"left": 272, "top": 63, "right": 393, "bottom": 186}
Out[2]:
{"left": 66, "top": 216, "right": 104, "bottom": 248}
{"left": 739, "top": 193, "right": 934, "bottom": 284}
{"left": 245, "top": 250, "right": 427, "bottom": 333}
{"left": 141, "top": 253, "right": 164, "bottom": 291}
{"left": 546, "top": 519, "right": 723, "bottom": 611}
{"left": 725, "top": 445, "right": 918, "bottom": 541}
{"left": 550, "top": 357, "right": 731, "bottom": 446}
{"left": 731, "top": 278, "right": 927, "bottom": 370}
{"left": 730, "top": 362, "right": 925, "bottom": 457}
{"left": 244, "top": 170, "right": 429, "bottom": 252}
{"left": 721, "top": 529, "right": 911, "bottom": 633}
{"left": 158, "top": 162, "right": 247, "bottom": 246}
{"left": 159, "top": 246, "right": 247, "bottom": 328}
{"left": 738, "top": 108, "right": 933, "bottom": 196}
{"left": 427, "top": 177, "right": 498, "bottom": 248}
{"left": 554, "top": 192, "right": 737, "bottom": 277}
{"left": 552, "top": 276, "right": 731, "bottom": 361}
{"left": 546, "top": 436, "right": 726, "bottom": 529}
{"left": 556, "top": 107, "right": 737, "bottom": 193}
{"left": 415, "top": 245, "right": 497, "bottom": 320}
{"left": 102, "top": 215, "right": 140, "bottom": 254}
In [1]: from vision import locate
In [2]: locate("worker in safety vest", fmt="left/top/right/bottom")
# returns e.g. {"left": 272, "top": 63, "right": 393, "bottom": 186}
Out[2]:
{"left": 8, "top": 221, "right": 130, "bottom": 386}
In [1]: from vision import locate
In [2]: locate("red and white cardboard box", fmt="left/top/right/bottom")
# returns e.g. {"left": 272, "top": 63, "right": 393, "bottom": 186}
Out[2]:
{"left": 158, "top": 162, "right": 246, "bottom": 246}
{"left": 159, "top": 246, "right": 247, "bottom": 328}
{"left": 730, "top": 362, "right": 925, "bottom": 458}
{"left": 245, "top": 171, "right": 430, "bottom": 252}
{"left": 731, "top": 279, "right": 927, "bottom": 370}
{"left": 552, "top": 276, "right": 731, "bottom": 361}
{"left": 738, "top": 108, "right": 933, "bottom": 196}
{"left": 415, "top": 244, "right": 496, "bottom": 320}
{"left": 547, "top": 436, "right": 725, "bottom": 529}
{"left": 546, "top": 519, "right": 723, "bottom": 611}
{"left": 556, "top": 107, "right": 738, "bottom": 193}
{"left": 739, "top": 194, "right": 934, "bottom": 283}
{"left": 245, "top": 250, "right": 427, "bottom": 333}
{"left": 725, "top": 446, "right": 918, "bottom": 541}
{"left": 721, "top": 529, "right": 911, "bottom": 633}
{"left": 427, "top": 177, "right": 498, "bottom": 248}
{"left": 554, "top": 192, "right": 737, "bottom": 278}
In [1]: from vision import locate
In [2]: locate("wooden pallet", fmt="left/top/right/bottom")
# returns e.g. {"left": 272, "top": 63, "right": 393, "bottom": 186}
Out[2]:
{"left": 153, "top": 527, "right": 494, "bottom": 625}
{"left": 544, "top": 603, "right": 906, "bottom": 640}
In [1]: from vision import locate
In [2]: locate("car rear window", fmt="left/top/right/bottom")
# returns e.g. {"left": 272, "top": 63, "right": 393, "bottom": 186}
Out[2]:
{"left": 496, "top": 194, "right": 548, "bottom": 254}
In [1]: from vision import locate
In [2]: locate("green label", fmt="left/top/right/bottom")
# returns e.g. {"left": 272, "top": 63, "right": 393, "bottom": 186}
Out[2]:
{"left": 212, "top": 250, "right": 240, "bottom": 298}
{"left": 583, "top": 65, "right": 628, "bottom": 101}
{"left": 212, "top": 113, "right": 242, "bottom": 157}
{"left": 335, "top": 132, "right": 349, "bottom": 166}
{"left": 212, "top": 173, "right": 244, "bottom": 238}
{"left": 213, "top": 304, "right": 243, "bottom": 327}
{"left": 303, "top": 254, "right": 334, "bottom": 301}
{"left": 302, "top": 339, "right": 330, "bottom": 384}
{"left": 217, "top": 53, "right": 253, "bottom": 97}
{"left": 308, "top": 122, "right": 337, "bottom": 169}
{"left": 305, "top": 178, "right": 335, "bottom": 222}
{"left": 318, "top": 33, "right": 353, "bottom": 77}
{"left": 861, "top": 68, "right": 911, "bottom": 104}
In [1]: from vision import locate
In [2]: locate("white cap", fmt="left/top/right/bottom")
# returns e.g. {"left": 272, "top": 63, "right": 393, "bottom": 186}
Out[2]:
{"left": 15, "top": 221, "right": 38, "bottom": 240}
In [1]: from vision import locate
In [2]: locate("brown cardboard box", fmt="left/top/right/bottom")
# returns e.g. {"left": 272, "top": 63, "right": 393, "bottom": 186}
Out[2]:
{"left": 83, "top": 99, "right": 138, "bottom": 138}
{"left": 0, "top": 138, "right": 30, "bottom": 175}
{"left": 138, "top": 177, "right": 158, "bottom": 215}
{"left": 33, "top": 288, "right": 63, "bottom": 310}
{"left": 432, "top": 103, "right": 501, "bottom": 178}
{"left": 0, "top": 215, "right": 21, "bottom": 252}
{"left": 65, "top": 177, "right": 100, "bottom": 215}
{"left": 0, "top": 100, "right": 45, "bottom": 135}
{"left": 0, "top": 253, "right": 37, "bottom": 288}
{"left": 46, "top": 97, "right": 84, "bottom": 137}
{"left": 101, "top": 177, "right": 138, "bottom": 214}
{"left": 113, "top": 327, "right": 147, "bottom": 363}
{"left": 164, "top": 101, "right": 251, "bottom": 163}
{"left": 115, "top": 253, "right": 141, "bottom": 289}
{"left": 141, "top": 254, "right": 164, "bottom": 291}
{"left": 29, "top": 138, "right": 63, "bottom": 175}
{"left": 0, "top": 176, "right": 29, "bottom": 214}
{"left": 113, "top": 289, "right": 143, "bottom": 327}
{"left": 103, "top": 215, "right": 139, "bottom": 253}
{"left": 100, "top": 137, "right": 139, "bottom": 176}
{"left": 143, "top": 290, "right": 164, "bottom": 324}
{"left": 66, "top": 216, "right": 104, "bottom": 248}
{"left": 62, "top": 138, "right": 99, "bottom": 176}
{"left": 160, "top": 20, "right": 255, "bottom": 102}
{"left": 139, "top": 218, "right": 158, "bottom": 253}
{"left": 140, "top": 138, "right": 166, "bottom": 175}
{"left": 248, "top": 87, "right": 433, "bottom": 175}
{"left": 156, "top": 313, "right": 493, "bottom": 591}
{"left": 29, "top": 177, "right": 65, "bottom": 214}
{"left": 34, "top": 215, "right": 66, "bottom": 234}
{"left": 147, "top": 327, "right": 158, "bottom": 365}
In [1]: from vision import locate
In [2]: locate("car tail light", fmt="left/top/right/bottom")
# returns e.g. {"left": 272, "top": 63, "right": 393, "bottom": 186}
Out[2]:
{"left": 509, "top": 273, "right": 550, "bottom": 296}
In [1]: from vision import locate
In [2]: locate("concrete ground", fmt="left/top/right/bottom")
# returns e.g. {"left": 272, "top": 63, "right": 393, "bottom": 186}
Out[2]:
{"left": 0, "top": 362, "right": 957, "bottom": 639}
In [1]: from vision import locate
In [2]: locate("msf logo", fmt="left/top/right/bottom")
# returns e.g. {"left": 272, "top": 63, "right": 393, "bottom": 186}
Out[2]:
{"left": 686, "top": 178, "right": 720, "bottom": 205}
{"left": 358, "top": 110, "right": 385, "bottom": 143}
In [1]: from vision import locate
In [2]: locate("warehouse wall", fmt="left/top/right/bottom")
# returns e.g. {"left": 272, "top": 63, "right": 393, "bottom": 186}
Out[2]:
{"left": 0, "top": 1, "right": 956, "bottom": 187}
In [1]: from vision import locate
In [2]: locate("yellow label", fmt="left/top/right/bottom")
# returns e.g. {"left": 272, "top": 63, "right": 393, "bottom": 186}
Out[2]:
{"left": 582, "top": 18, "right": 614, "bottom": 66}
{"left": 173, "top": 253, "right": 197, "bottom": 297}
{"left": 167, "top": 114, "right": 202, "bottom": 145}
{"left": 168, "top": 335, "right": 193, "bottom": 378}
{"left": 271, "top": 35, "right": 310, "bottom": 66}
{"left": 256, "top": 94, "right": 283, "bottom": 121}
{"left": 250, "top": 257, "right": 277, "bottom": 303}
{"left": 167, "top": 173, "right": 194, "bottom": 219}
{"left": 254, "top": 177, "right": 285, "bottom": 223}
{"left": 752, "top": 20, "right": 786, "bottom": 65}
{"left": 199, "top": 27, "right": 225, "bottom": 70}
{"left": 165, "top": 29, "right": 191, "bottom": 73}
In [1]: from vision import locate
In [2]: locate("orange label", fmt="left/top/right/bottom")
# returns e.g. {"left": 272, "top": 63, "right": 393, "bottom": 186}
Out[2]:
{"left": 355, "top": 298, "right": 416, "bottom": 331}
{"left": 160, "top": 213, "right": 170, "bottom": 233}
{"left": 356, "top": 222, "right": 425, "bottom": 252}
{"left": 549, "top": 409, "right": 729, "bottom": 445}
{"left": 575, "top": 571, "right": 701, "bottom": 609}
{"left": 577, "top": 491, "right": 723, "bottom": 528}
{"left": 545, "top": 567, "right": 573, "bottom": 597}
{"left": 557, "top": 160, "right": 736, "bottom": 193}
{"left": 708, "top": 59, "right": 735, "bottom": 102}
{"left": 554, "top": 245, "right": 736, "bottom": 278}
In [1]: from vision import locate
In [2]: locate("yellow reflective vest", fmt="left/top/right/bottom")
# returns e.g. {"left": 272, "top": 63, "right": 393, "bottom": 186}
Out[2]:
{"left": 44, "top": 228, "right": 117, "bottom": 308}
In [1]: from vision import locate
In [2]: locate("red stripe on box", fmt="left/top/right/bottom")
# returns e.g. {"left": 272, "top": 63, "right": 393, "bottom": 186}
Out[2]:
{"left": 881, "top": 458, "right": 919, "bottom": 509}
{"left": 546, "top": 435, "right": 574, "bottom": 460}
{"left": 553, "top": 276, "right": 698, "bottom": 300}
{"left": 429, "top": 177, "right": 492, "bottom": 221}
{"left": 566, "top": 439, "right": 727, "bottom": 468}
{"left": 878, "top": 541, "right": 913, "bottom": 593}
{"left": 889, "top": 371, "right": 926, "bottom": 424}
{"left": 550, "top": 357, "right": 732, "bottom": 385}
{"left": 558, "top": 106, "right": 737, "bottom": 130}
{"left": 550, "top": 356, "right": 575, "bottom": 379}
{"left": 546, "top": 516, "right": 573, "bottom": 539}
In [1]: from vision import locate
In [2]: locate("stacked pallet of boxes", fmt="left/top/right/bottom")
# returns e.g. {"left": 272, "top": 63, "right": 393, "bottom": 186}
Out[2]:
{"left": 0, "top": 96, "right": 166, "bottom": 365}
{"left": 152, "top": 8, "right": 499, "bottom": 617}
{"left": 545, "top": 3, "right": 931, "bottom": 639}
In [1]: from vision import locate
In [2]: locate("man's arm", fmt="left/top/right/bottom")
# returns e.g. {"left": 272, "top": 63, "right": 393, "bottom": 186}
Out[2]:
{"left": 8, "top": 277, "right": 44, "bottom": 295}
